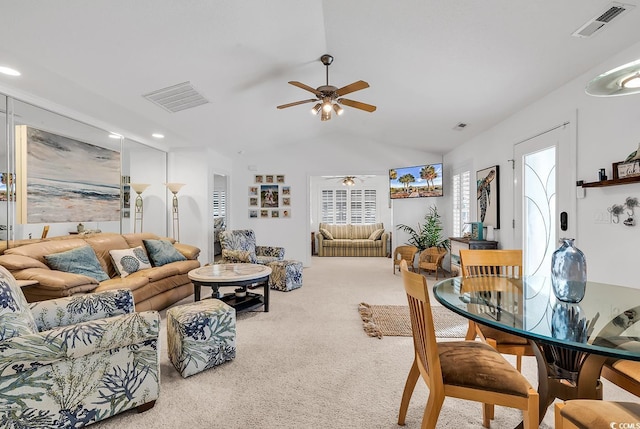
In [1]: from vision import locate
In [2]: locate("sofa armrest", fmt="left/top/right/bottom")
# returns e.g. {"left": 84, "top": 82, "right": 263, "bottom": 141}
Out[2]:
{"left": 0, "top": 310, "right": 159, "bottom": 377}
{"left": 29, "top": 289, "right": 135, "bottom": 331}
{"left": 256, "top": 246, "right": 285, "bottom": 259}
{"left": 174, "top": 242, "right": 201, "bottom": 260}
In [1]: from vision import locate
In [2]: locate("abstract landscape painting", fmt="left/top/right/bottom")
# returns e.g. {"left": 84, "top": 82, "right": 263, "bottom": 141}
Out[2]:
{"left": 18, "top": 126, "right": 120, "bottom": 223}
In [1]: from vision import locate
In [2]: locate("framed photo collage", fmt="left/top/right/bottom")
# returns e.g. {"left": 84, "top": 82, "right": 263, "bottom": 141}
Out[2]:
{"left": 249, "top": 174, "right": 291, "bottom": 219}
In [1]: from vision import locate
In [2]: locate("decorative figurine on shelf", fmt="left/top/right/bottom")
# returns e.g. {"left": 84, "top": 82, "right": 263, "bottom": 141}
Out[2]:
{"left": 624, "top": 142, "right": 640, "bottom": 162}
{"left": 77, "top": 223, "right": 85, "bottom": 233}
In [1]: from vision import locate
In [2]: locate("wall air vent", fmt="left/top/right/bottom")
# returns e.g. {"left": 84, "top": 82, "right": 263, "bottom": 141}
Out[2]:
{"left": 572, "top": 2, "right": 634, "bottom": 38}
{"left": 143, "top": 81, "right": 209, "bottom": 113}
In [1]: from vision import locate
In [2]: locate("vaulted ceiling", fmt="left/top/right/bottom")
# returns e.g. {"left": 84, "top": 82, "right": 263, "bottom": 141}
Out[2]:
{"left": 1, "top": 1, "right": 640, "bottom": 156}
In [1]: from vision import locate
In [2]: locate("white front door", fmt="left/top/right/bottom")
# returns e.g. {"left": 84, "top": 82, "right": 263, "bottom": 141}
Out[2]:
{"left": 514, "top": 122, "right": 576, "bottom": 276}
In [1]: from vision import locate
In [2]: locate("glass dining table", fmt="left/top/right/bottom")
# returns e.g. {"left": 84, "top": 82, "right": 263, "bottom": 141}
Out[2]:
{"left": 433, "top": 275, "right": 640, "bottom": 424}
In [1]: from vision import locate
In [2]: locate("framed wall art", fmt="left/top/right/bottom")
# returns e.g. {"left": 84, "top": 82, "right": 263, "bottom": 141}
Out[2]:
{"left": 16, "top": 125, "right": 121, "bottom": 223}
{"left": 476, "top": 165, "right": 500, "bottom": 229}
{"left": 260, "top": 184, "right": 279, "bottom": 208}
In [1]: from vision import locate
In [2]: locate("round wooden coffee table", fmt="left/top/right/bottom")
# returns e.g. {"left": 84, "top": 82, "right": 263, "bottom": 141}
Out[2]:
{"left": 188, "top": 263, "right": 272, "bottom": 312}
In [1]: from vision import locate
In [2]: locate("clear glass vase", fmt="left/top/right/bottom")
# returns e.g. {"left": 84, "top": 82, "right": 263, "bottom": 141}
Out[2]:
{"left": 551, "top": 238, "right": 587, "bottom": 303}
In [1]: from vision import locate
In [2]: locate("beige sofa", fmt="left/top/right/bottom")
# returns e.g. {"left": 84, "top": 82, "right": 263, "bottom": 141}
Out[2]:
{"left": 0, "top": 232, "right": 200, "bottom": 311}
{"left": 317, "top": 222, "right": 388, "bottom": 257}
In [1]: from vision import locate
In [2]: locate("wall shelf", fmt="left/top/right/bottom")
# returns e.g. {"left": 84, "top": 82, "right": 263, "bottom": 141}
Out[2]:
{"left": 581, "top": 176, "right": 640, "bottom": 188}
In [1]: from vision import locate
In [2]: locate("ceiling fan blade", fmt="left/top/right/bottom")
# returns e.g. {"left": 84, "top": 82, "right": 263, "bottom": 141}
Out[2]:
{"left": 288, "top": 81, "right": 322, "bottom": 96}
{"left": 335, "top": 80, "right": 369, "bottom": 97}
{"left": 338, "top": 98, "right": 377, "bottom": 112}
{"left": 276, "top": 99, "right": 317, "bottom": 109}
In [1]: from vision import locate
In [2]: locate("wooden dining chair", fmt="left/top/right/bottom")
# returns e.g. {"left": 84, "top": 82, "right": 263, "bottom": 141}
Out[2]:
{"left": 418, "top": 247, "right": 448, "bottom": 280}
{"left": 600, "top": 359, "right": 640, "bottom": 397}
{"left": 555, "top": 400, "right": 640, "bottom": 429}
{"left": 459, "top": 249, "right": 534, "bottom": 372}
{"left": 398, "top": 260, "right": 539, "bottom": 429}
{"left": 393, "top": 245, "right": 418, "bottom": 274}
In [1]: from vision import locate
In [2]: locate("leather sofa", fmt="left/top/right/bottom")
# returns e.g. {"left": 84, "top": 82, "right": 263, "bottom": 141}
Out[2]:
{"left": 317, "top": 222, "right": 388, "bottom": 257}
{"left": 0, "top": 232, "right": 200, "bottom": 311}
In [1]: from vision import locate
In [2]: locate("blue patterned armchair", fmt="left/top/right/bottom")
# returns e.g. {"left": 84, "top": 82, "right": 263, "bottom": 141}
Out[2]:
{"left": 218, "top": 229, "right": 284, "bottom": 265}
{"left": 0, "top": 266, "right": 160, "bottom": 427}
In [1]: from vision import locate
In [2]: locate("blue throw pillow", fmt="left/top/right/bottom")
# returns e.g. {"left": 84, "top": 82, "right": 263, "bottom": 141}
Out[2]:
{"left": 45, "top": 245, "right": 110, "bottom": 282}
{"left": 143, "top": 239, "right": 187, "bottom": 266}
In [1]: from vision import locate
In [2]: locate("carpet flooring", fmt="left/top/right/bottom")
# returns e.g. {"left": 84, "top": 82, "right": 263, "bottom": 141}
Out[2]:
{"left": 90, "top": 256, "right": 635, "bottom": 429}
{"left": 358, "top": 303, "right": 469, "bottom": 338}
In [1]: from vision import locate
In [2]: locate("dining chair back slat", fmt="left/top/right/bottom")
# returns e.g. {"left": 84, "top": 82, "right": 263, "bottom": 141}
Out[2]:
{"left": 458, "top": 249, "right": 533, "bottom": 372}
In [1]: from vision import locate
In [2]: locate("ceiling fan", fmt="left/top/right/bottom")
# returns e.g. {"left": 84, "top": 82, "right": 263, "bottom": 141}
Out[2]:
{"left": 277, "top": 54, "right": 376, "bottom": 121}
{"left": 321, "top": 175, "right": 375, "bottom": 186}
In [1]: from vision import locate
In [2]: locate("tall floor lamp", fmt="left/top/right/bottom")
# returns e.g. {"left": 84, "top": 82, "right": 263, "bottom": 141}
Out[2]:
{"left": 130, "top": 183, "right": 150, "bottom": 233}
{"left": 165, "top": 183, "right": 185, "bottom": 241}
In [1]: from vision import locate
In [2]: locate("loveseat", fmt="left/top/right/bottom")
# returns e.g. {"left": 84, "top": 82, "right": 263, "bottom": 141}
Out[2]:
{"left": 0, "top": 232, "right": 200, "bottom": 311}
{"left": 317, "top": 223, "right": 388, "bottom": 257}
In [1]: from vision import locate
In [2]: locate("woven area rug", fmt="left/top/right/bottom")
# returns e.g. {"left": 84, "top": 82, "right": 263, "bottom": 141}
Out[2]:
{"left": 358, "top": 303, "right": 469, "bottom": 339}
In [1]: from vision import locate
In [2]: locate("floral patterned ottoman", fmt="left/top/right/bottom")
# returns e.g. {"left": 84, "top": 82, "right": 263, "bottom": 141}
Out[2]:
{"left": 167, "top": 299, "right": 236, "bottom": 378}
{"left": 268, "top": 260, "right": 303, "bottom": 291}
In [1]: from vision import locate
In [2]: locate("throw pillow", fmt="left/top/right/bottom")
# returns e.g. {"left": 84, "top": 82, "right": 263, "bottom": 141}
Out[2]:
{"left": 44, "top": 245, "right": 110, "bottom": 282}
{"left": 143, "top": 239, "right": 187, "bottom": 266}
{"left": 109, "top": 246, "right": 152, "bottom": 278}
{"left": 0, "top": 266, "right": 38, "bottom": 341}
{"left": 319, "top": 228, "right": 334, "bottom": 240}
{"left": 221, "top": 249, "right": 252, "bottom": 263}
{"left": 368, "top": 228, "right": 385, "bottom": 240}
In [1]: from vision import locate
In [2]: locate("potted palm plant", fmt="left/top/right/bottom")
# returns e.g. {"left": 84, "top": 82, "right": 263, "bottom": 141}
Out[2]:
{"left": 396, "top": 205, "right": 450, "bottom": 252}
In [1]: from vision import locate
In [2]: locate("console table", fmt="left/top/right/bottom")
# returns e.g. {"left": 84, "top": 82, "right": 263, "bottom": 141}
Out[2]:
{"left": 449, "top": 236, "right": 498, "bottom": 276}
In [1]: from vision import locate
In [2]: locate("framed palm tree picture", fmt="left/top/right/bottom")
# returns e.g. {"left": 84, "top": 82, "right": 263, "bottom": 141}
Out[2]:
{"left": 476, "top": 165, "right": 500, "bottom": 229}
{"left": 389, "top": 163, "right": 443, "bottom": 199}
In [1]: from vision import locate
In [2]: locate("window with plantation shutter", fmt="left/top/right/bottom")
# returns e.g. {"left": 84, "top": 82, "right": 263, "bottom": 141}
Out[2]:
{"left": 452, "top": 170, "right": 470, "bottom": 236}
{"left": 320, "top": 188, "right": 377, "bottom": 224}
{"left": 213, "top": 191, "right": 226, "bottom": 217}
{"left": 364, "top": 190, "right": 376, "bottom": 223}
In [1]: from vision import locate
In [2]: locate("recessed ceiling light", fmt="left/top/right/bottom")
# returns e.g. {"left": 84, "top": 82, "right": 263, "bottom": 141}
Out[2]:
{"left": 0, "top": 66, "right": 21, "bottom": 76}
{"left": 108, "top": 133, "right": 122, "bottom": 139}
{"left": 152, "top": 133, "right": 165, "bottom": 139}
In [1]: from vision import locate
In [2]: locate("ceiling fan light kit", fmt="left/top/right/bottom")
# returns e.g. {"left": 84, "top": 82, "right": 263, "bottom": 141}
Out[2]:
{"left": 277, "top": 54, "right": 376, "bottom": 121}
{"left": 585, "top": 58, "right": 640, "bottom": 96}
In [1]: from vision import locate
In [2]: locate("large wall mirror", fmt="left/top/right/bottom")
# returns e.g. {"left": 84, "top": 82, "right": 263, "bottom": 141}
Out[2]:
{"left": 1, "top": 94, "right": 167, "bottom": 246}
{"left": 212, "top": 173, "right": 228, "bottom": 259}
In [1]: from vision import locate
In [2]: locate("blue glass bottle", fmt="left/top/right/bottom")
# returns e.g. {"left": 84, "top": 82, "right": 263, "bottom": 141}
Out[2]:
{"left": 551, "top": 238, "right": 587, "bottom": 303}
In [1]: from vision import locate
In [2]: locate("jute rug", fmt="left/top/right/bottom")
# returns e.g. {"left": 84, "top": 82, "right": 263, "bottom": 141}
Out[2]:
{"left": 358, "top": 303, "right": 469, "bottom": 339}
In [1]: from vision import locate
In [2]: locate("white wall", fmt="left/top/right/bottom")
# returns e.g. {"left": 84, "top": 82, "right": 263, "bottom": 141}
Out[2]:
{"left": 230, "top": 133, "right": 443, "bottom": 267}
{"left": 444, "top": 40, "right": 640, "bottom": 287}
{"left": 168, "top": 147, "right": 232, "bottom": 264}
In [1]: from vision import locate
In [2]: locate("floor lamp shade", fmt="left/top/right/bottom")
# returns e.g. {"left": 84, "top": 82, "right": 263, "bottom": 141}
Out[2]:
{"left": 165, "top": 183, "right": 185, "bottom": 241}
{"left": 130, "top": 183, "right": 150, "bottom": 233}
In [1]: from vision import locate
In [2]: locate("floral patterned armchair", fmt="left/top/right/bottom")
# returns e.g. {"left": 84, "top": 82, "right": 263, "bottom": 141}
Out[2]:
{"left": 218, "top": 229, "right": 284, "bottom": 265}
{"left": 0, "top": 266, "right": 160, "bottom": 427}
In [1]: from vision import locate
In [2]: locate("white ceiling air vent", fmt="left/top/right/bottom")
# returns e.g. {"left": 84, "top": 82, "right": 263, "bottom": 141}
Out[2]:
{"left": 572, "top": 2, "right": 635, "bottom": 38}
{"left": 142, "top": 81, "right": 209, "bottom": 113}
